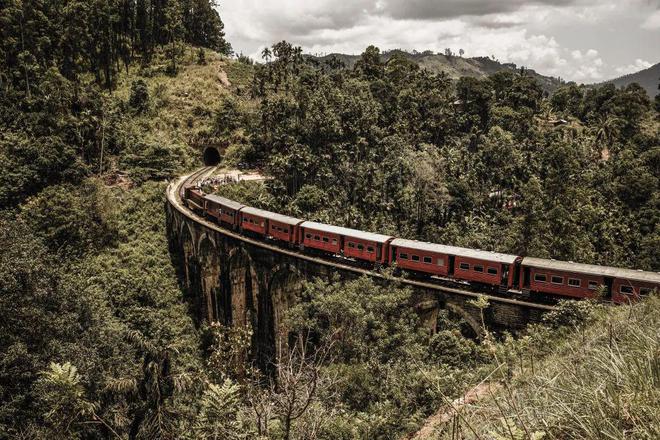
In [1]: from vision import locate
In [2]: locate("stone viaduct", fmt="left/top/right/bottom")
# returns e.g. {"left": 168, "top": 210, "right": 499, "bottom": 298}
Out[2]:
{"left": 166, "top": 171, "right": 555, "bottom": 366}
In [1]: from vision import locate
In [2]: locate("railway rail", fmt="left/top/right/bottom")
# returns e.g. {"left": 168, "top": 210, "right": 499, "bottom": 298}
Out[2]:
{"left": 167, "top": 168, "right": 558, "bottom": 312}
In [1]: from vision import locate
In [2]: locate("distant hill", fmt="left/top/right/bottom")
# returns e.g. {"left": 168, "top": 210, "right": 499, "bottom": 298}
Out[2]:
{"left": 601, "top": 62, "right": 659, "bottom": 97}
{"left": 310, "top": 50, "right": 564, "bottom": 93}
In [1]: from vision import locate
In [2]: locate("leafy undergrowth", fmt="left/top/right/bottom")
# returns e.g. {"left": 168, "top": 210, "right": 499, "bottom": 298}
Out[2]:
{"left": 427, "top": 297, "right": 660, "bottom": 439}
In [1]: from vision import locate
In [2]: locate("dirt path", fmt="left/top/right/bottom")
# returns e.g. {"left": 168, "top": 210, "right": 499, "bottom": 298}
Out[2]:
{"left": 408, "top": 381, "right": 498, "bottom": 440}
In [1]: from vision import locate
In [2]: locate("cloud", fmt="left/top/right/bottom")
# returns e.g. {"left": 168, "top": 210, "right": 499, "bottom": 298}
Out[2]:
{"left": 641, "top": 9, "right": 660, "bottom": 29}
{"left": 615, "top": 58, "right": 653, "bottom": 75}
{"left": 220, "top": 0, "right": 659, "bottom": 82}
{"left": 377, "top": 0, "right": 579, "bottom": 21}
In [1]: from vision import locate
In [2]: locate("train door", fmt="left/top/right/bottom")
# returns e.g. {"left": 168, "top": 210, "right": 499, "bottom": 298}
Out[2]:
{"left": 512, "top": 262, "right": 521, "bottom": 288}
{"left": 448, "top": 256, "right": 455, "bottom": 277}
{"left": 604, "top": 277, "right": 613, "bottom": 300}
{"left": 501, "top": 264, "right": 510, "bottom": 286}
{"left": 522, "top": 266, "right": 531, "bottom": 289}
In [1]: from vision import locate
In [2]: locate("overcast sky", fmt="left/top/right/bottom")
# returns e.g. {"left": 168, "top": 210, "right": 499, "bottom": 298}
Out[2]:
{"left": 219, "top": 0, "right": 659, "bottom": 83}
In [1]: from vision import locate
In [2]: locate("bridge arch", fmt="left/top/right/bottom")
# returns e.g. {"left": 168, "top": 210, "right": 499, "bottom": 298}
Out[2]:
{"left": 227, "top": 247, "right": 260, "bottom": 330}
{"left": 180, "top": 223, "right": 195, "bottom": 288}
{"left": 445, "top": 303, "right": 484, "bottom": 339}
{"left": 198, "top": 234, "right": 222, "bottom": 323}
{"left": 268, "top": 265, "right": 304, "bottom": 347}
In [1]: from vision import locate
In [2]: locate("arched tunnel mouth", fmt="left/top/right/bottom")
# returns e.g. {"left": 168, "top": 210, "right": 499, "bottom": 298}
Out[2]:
{"left": 203, "top": 147, "right": 221, "bottom": 166}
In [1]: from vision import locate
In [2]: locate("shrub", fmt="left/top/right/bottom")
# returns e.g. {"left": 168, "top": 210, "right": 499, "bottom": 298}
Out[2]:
{"left": 129, "top": 79, "right": 150, "bottom": 113}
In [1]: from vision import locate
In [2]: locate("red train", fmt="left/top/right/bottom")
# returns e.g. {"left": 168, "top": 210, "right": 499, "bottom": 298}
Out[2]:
{"left": 183, "top": 186, "right": 660, "bottom": 304}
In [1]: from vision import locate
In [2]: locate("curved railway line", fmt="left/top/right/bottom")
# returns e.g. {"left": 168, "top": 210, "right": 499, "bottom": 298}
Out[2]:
{"left": 167, "top": 167, "right": 558, "bottom": 312}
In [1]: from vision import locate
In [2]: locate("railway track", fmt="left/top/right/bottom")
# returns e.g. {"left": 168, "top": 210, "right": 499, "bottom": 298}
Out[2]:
{"left": 168, "top": 168, "right": 558, "bottom": 312}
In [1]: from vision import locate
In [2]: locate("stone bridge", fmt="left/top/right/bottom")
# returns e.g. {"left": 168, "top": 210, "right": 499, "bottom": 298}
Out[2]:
{"left": 166, "top": 171, "right": 555, "bottom": 366}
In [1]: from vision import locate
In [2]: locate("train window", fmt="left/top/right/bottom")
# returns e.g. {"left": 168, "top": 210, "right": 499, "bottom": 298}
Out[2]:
{"left": 357, "top": 244, "right": 364, "bottom": 251}
{"left": 261, "top": 222, "right": 265, "bottom": 227}
{"left": 423, "top": 256, "right": 432, "bottom": 264}
{"left": 459, "top": 262, "right": 470, "bottom": 270}
{"left": 399, "top": 253, "right": 408, "bottom": 260}
{"left": 367, "top": 246, "right": 375, "bottom": 253}
{"left": 332, "top": 239, "right": 337, "bottom": 245}
{"left": 243, "top": 217, "right": 248, "bottom": 222}
{"left": 284, "top": 228, "right": 289, "bottom": 234}
{"left": 437, "top": 258, "right": 445, "bottom": 266}
{"left": 534, "top": 274, "right": 547, "bottom": 283}
{"left": 588, "top": 281, "right": 598, "bottom": 290}
{"left": 474, "top": 265, "right": 484, "bottom": 272}
{"left": 322, "top": 237, "right": 329, "bottom": 243}
{"left": 411, "top": 255, "right": 420, "bottom": 262}
{"left": 568, "top": 278, "right": 581, "bottom": 287}
{"left": 305, "top": 233, "right": 312, "bottom": 239}
{"left": 620, "top": 285, "right": 634, "bottom": 295}
{"left": 487, "top": 267, "right": 498, "bottom": 275}
{"left": 551, "top": 276, "right": 563, "bottom": 284}
{"left": 640, "top": 287, "right": 652, "bottom": 296}
{"left": 348, "top": 242, "right": 355, "bottom": 248}
{"left": 314, "top": 235, "right": 321, "bottom": 241}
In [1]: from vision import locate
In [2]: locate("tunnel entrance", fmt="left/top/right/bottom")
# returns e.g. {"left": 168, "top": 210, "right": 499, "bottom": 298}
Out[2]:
{"left": 203, "top": 147, "right": 221, "bottom": 166}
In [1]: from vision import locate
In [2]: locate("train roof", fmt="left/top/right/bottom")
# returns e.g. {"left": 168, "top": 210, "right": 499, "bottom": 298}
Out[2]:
{"left": 522, "top": 257, "right": 660, "bottom": 283}
{"left": 301, "top": 221, "right": 394, "bottom": 244}
{"left": 390, "top": 238, "right": 520, "bottom": 264}
{"left": 204, "top": 194, "right": 245, "bottom": 211}
{"left": 241, "top": 206, "right": 303, "bottom": 226}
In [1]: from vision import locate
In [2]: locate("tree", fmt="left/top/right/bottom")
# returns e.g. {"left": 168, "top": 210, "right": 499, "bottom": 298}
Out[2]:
{"left": 459, "top": 48, "right": 465, "bottom": 57}
{"left": 194, "top": 380, "right": 248, "bottom": 440}
{"left": 129, "top": 79, "right": 150, "bottom": 113}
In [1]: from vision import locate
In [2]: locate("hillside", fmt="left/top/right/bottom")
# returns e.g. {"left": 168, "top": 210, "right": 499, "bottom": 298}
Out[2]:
{"left": 413, "top": 296, "right": 660, "bottom": 439}
{"left": 601, "top": 62, "right": 660, "bottom": 97}
{"left": 312, "top": 49, "right": 563, "bottom": 93}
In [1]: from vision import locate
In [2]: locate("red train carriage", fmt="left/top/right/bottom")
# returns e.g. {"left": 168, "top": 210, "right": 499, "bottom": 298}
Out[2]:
{"left": 204, "top": 194, "right": 244, "bottom": 229}
{"left": 239, "top": 207, "right": 304, "bottom": 243}
{"left": 390, "top": 239, "right": 520, "bottom": 289}
{"left": 184, "top": 186, "right": 206, "bottom": 212}
{"left": 299, "top": 221, "right": 394, "bottom": 264}
{"left": 611, "top": 270, "right": 660, "bottom": 304}
{"left": 519, "top": 257, "right": 660, "bottom": 303}
{"left": 239, "top": 207, "right": 268, "bottom": 235}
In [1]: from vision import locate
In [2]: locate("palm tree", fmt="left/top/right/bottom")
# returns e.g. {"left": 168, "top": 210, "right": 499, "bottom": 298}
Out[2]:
{"left": 593, "top": 114, "right": 621, "bottom": 160}
{"left": 261, "top": 47, "right": 272, "bottom": 62}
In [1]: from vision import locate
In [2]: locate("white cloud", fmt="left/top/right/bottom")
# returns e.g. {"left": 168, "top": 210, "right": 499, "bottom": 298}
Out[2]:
{"left": 641, "top": 9, "right": 660, "bottom": 29}
{"left": 615, "top": 58, "right": 653, "bottom": 75}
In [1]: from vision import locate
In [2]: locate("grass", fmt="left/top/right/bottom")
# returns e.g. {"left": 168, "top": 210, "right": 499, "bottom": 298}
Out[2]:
{"left": 427, "top": 296, "right": 660, "bottom": 439}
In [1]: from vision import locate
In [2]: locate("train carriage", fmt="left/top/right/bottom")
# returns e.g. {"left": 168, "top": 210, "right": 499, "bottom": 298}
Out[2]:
{"left": 240, "top": 207, "right": 303, "bottom": 243}
{"left": 183, "top": 186, "right": 206, "bottom": 212}
{"left": 520, "top": 257, "right": 660, "bottom": 303}
{"left": 300, "top": 221, "right": 394, "bottom": 264}
{"left": 390, "top": 239, "right": 520, "bottom": 289}
{"left": 204, "top": 194, "right": 244, "bottom": 229}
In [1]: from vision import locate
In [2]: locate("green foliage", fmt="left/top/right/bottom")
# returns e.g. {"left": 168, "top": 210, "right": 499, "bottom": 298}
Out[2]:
{"left": 440, "top": 296, "right": 660, "bottom": 439}
{"left": 19, "top": 181, "right": 119, "bottom": 257}
{"left": 195, "top": 380, "right": 248, "bottom": 439}
{"left": 36, "top": 362, "right": 96, "bottom": 438}
{"left": 129, "top": 79, "right": 150, "bottom": 113}
{"left": 0, "top": 0, "right": 230, "bottom": 91}
{"left": 542, "top": 299, "right": 599, "bottom": 328}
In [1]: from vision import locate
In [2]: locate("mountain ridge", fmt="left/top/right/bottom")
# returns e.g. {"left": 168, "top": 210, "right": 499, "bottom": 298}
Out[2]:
{"left": 309, "top": 49, "right": 564, "bottom": 93}
{"left": 599, "top": 62, "right": 659, "bottom": 98}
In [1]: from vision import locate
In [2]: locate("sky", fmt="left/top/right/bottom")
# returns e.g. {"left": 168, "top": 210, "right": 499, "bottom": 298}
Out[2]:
{"left": 219, "top": 0, "right": 660, "bottom": 83}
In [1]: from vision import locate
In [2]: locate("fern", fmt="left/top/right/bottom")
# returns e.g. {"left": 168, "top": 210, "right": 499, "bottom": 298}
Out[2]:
{"left": 194, "top": 380, "right": 248, "bottom": 439}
